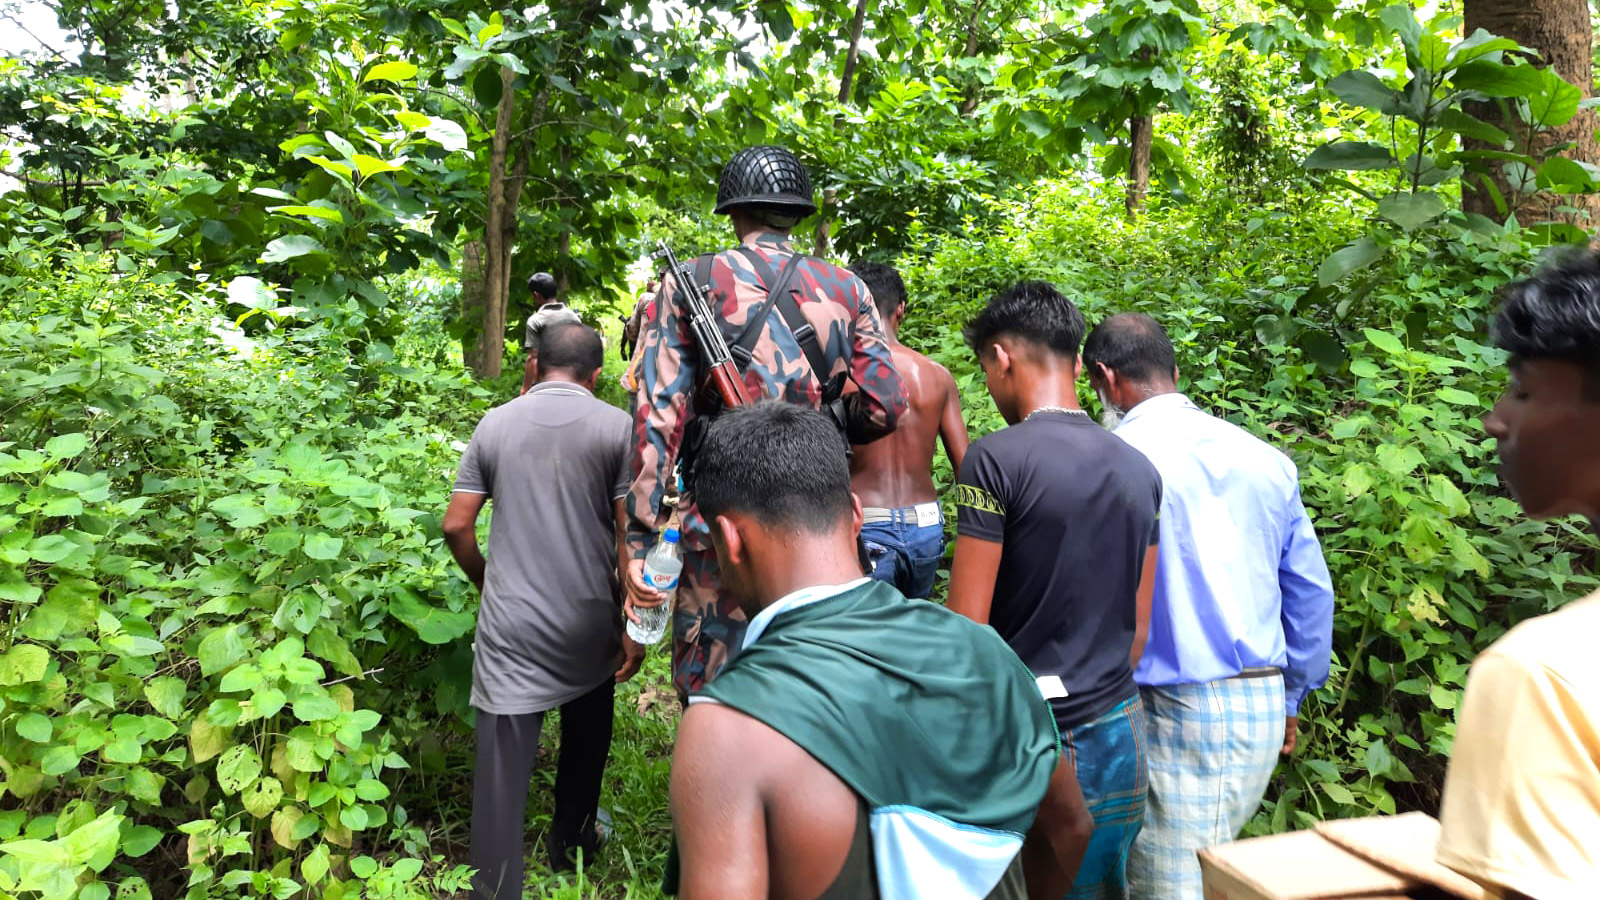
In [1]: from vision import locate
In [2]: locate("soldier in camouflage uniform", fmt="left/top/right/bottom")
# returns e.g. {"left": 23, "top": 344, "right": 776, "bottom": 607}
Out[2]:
{"left": 624, "top": 145, "right": 908, "bottom": 698}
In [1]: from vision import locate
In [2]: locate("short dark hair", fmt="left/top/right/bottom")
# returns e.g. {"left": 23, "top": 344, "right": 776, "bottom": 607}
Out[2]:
{"left": 849, "top": 261, "right": 907, "bottom": 321}
{"left": 537, "top": 322, "right": 603, "bottom": 380}
{"left": 963, "top": 281, "right": 1085, "bottom": 357}
{"left": 1492, "top": 249, "right": 1600, "bottom": 393}
{"left": 1082, "top": 313, "right": 1178, "bottom": 383}
{"left": 528, "top": 271, "right": 558, "bottom": 299}
{"left": 692, "top": 401, "right": 853, "bottom": 534}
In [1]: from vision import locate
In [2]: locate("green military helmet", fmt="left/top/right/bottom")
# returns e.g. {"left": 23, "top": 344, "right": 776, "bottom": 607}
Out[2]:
{"left": 714, "top": 145, "right": 817, "bottom": 218}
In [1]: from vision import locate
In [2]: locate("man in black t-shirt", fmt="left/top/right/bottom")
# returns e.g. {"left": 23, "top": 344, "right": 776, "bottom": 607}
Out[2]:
{"left": 947, "top": 281, "right": 1162, "bottom": 900}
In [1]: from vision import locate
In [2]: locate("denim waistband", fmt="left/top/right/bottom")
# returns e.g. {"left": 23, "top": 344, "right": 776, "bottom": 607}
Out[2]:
{"left": 860, "top": 502, "right": 942, "bottom": 525}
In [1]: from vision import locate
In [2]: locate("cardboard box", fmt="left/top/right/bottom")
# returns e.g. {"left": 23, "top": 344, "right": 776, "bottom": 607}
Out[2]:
{"left": 1198, "top": 812, "right": 1483, "bottom": 900}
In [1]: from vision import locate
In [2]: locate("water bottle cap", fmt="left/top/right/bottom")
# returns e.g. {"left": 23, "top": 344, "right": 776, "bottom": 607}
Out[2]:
{"left": 663, "top": 528, "right": 680, "bottom": 543}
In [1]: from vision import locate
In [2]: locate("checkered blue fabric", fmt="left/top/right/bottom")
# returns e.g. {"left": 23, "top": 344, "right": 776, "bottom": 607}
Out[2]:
{"left": 1059, "top": 695, "right": 1150, "bottom": 900}
{"left": 1127, "top": 674, "right": 1285, "bottom": 900}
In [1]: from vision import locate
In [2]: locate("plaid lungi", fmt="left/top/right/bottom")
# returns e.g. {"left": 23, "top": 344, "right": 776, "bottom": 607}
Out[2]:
{"left": 1059, "top": 694, "right": 1149, "bottom": 900}
{"left": 1127, "top": 672, "right": 1285, "bottom": 900}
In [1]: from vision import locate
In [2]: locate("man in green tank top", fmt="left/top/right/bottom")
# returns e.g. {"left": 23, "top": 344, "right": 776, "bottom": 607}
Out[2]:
{"left": 669, "top": 401, "right": 1094, "bottom": 900}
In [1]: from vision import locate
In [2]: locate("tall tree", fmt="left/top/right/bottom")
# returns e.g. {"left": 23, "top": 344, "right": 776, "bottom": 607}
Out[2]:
{"left": 1461, "top": 0, "right": 1600, "bottom": 224}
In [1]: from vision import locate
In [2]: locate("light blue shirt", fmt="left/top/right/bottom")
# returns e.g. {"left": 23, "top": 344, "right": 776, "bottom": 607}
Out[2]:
{"left": 1113, "top": 393, "right": 1334, "bottom": 716}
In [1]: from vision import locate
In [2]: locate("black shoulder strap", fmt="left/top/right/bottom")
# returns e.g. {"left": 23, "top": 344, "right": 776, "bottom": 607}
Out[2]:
{"left": 732, "top": 247, "right": 840, "bottom": 401}
{"left": 729, "top": 247, "right": 804, "bottom": 368}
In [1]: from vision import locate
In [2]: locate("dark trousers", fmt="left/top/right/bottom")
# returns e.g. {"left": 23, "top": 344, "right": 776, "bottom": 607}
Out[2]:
{"left": 469, "top": 678, "right": 615, "bottom": 900}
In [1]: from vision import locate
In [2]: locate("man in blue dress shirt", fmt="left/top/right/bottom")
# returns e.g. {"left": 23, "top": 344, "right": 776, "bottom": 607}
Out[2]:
{"left": 1082, "top": 313, "right": 1335, "bottom": 900}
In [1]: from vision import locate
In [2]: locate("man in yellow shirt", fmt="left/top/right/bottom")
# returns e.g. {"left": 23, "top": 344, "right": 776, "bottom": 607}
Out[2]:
{"left": 1436, "top": 249, "right": 1600, "bottom": 900}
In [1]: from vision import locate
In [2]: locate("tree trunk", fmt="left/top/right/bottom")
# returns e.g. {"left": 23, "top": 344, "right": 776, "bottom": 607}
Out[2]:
{"left": 477, "top": 64, "right": 518, "bottom": 380}
{"left": 813, "top": 0, "right": 872, "bottom": 259}
{"left": 461, "top": 240, "right": 488, "bottom": 373}
{"left": 1462, "top": 0, "right": 1599, "bottom": 224}
{"left": 1126, "top": 113, "right": 1152, "bottom": 216}
{"left": 961, "top": 0, "right": 987, "bottom": 115}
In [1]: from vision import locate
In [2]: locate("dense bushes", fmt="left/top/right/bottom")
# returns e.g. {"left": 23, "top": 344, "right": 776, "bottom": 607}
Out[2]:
{"left": 895, "top": 179, "right": 1599, "bottom": 829}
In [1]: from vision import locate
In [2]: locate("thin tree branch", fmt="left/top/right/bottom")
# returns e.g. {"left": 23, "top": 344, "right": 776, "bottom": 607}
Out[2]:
{"left": 0, "top": 12, "right": 72, "bottom": 62}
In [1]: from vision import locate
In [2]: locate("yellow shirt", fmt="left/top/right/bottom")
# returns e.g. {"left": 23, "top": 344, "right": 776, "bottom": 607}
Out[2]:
{"left": 1437, "top": 591, "right": 1600, "bottom": 900}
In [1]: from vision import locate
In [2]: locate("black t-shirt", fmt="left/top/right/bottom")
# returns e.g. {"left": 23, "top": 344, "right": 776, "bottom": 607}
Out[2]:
{"left": 955, "top": 410, "right": 1162, "bottom": 729}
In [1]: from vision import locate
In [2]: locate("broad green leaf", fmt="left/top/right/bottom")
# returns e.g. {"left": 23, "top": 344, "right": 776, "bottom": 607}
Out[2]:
{"left": 43, "top": 433, "right": 87, "bottom": 459}
{"left": 103, "top": 737, "right": 142, "bottom": 764}
{"left": 302, "top": 533, "right": 343, "bottom": 560}
{"left": 1536, "top": 157, "right": 1596, "bottom": 192}
{"left": 27, "top": 534, "right": 78, "bottom": 564}
{"left": 302, "top": 843, "right": 331, "bottom": 884}
{"left": 1375, "top": 191, "right": 1445, "bottom": 231}
{"left": 40, "top": 744, "right": 81, "bottom": 775}
{"left": 1435, "top": 387, "right": 1480, "bottom": 406}
{"left": 1376, "top": 444, "right": 1426, "bottom": 476}
{"left": 349, "top": 856, "right": 379, "bottom": 878}
{"left": 260, "top": 235, "right": 328, "bottom": 264}
{"left": 218, "top": 663, "right": 263, "bottom": 693}
{"left": 1377, "top": 4, "right": 1420, "bottom": 49}
{"left": 1325, "top": 70, "right": 1399, "bottom": 114}
{"left": 253, "top": 686, "right": 288, "bottom": 718}
{"left": 15, "top": 712, "right": 51, "bottom": 742}
{"left": 197, "top": 625, "right": 246, "bottom": 675}
{"left": 189, "top": 711, "right": 229, "bottom": 764}
{"left": 285, "top": 736, "right": 320, "bottom": 772}
{"left": 121, "top": 824, "right": 162, "bottom": 857}
{"left": 425, "top": 118, "right": 469, "bottom": 153}
{"left": 1445, "top": 30, "right": 1521, "bottom": 68}
{"left": 1363, "top": 328, "right": 1407, "bottom": 356}
{"left": 1018, "top": 111, "right": 1052, "bottom": 139}
{"left": 1317, "top": 238, "right": 1386, "bottom": 287}
{"left": 210, "top": 494, "right": 267, "bottom": 529}
{"left": 243, "top": 777, "right": 284, "bottom": 818}
{"left": 270, "top": 807, "right": 305, "bottom": 849}
{"left": 144, "top": 677, "right": 187, "bottom": 719}
{"left": 1304, "top": 142, "right": 1396, "bottom": 171}
{"left": 1319, "top": 780, "right": 1357, "bottom": 805}
{"left": 1434, "top": 109, "right": 1510, "bottom": 147}
{"left": 227, "top": 276, "right": 276, "bottom": 310}
{"left": 1427, "top": 475, "right": 1471, "bottom": 518}
{"left": 354, "top": 779, "right": 390, "bottom": 801}
{"left": 268, "top": 205, "right": 345, "bottom": 224}
{"left": 61, "top": 809, "right": 122, "bottom": 872}
{"left": 264, "top": 529, "right": 302, "bottom": 556}
{"left": 1451, "top": 60, "right": 1543, "bottom": 98}
{"left": 292, "top": 693, "right": 341, "bottom": 723}
{"left": 1527, "top": 68, "right": 1582, "bottom": 128}
{"left": 0, "top": 644, "right": 49, "bottom": 685}
{"left": 339, "top": 806, "right": 369, "bottom": 831}
{"left": 390, "top": 587, "right": 474, "bottom": 644}
{"left": 1429, "top": 684, "right": 1460, "bottom": 710}
{"left": 352, "top": 155, "right": 405, "bottom": 179}
{"left": 125, "top": 769, "right": 165, "bottom": 806}
{"left": 1416, "top": 33, "right": 1449, "bottom": 72}
{"left": 1342, "top": 465, "right": 1374, "bottom": 499}
{"left": 216, "top": 745, "right": 263, "bottom": 795}
{"left": 363, "top": 61, "right": 419, "bottom": 83}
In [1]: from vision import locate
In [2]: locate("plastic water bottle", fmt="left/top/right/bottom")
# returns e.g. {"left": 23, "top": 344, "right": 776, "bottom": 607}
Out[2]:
{"left": 626, "top": 528, "right": 681, "bottom": 644}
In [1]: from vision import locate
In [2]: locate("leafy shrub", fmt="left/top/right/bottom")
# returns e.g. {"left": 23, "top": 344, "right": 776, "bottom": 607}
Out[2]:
{"left": 0, "top": 247, "right": 490, "bottom": 898}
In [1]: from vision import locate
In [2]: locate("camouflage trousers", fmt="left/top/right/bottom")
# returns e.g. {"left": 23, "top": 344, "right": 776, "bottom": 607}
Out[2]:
{"left": 670, "top": 547, "right": 747, "bottom": 701}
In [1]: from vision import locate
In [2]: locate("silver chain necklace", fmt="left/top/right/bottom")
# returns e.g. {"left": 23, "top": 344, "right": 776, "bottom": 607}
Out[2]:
{"left": 1025, "top": 405, "right": 1089, "bottom": 421}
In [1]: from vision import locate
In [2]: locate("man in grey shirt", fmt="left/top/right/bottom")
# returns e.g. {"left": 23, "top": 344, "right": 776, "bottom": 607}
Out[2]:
{"left": 443, "top": 321, "right": 642, "bottom": 899}
{"left": 520, "top": 271, "right": 582, "bottom": 395}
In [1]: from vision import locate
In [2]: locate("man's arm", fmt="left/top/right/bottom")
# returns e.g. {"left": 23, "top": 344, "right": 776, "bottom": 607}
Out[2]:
{"left": 947, "top": 535, "right": 1002, "bottom": 624}
{"left": 1131, "top": 544, "right": 1158, "bottom": 669}
{"left": 1278, "top": 482, "right": 1334, "bottom": 752}
{"left": 521, "top": 353, "right": 536, "bottom": 395}
{"left": 843, "top": 281, "right": 907, "bottom": 442}
{"left": 625, "top": 275, "right": 696, "bottom": 562}
{"left": 937, "top": 366, "right": 970, "bottom": 474}
{"left": 1020, "top": 752, "right": 1094, "bottom": 900}
{"left": 672, "top": 704, "right": 770, "bottom": 900}
{"left": 442, "top": 491, "right": 488, "bottom": 591}
{"left": 612, "top": 497, "right": 645, "bottom": 682}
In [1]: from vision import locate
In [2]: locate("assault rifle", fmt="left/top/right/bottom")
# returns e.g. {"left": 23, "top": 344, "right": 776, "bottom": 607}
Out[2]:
{"left": 654, "top": 240, "right": 752, "bottom": 408}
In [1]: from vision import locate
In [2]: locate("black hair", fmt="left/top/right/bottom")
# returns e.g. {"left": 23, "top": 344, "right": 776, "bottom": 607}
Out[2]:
{"left": 536, "top": 322, "right": 603, "bottom": 380}
{"left": 963, "top": 281, "right": 1086, "bottom": 358}
{"left": 528, "top": 271, "right": 558, "bottom": 300}
{"left": 1082, "top": 313, "right": 1178, "bottom": 384}
{"left": 1492, "top": 249, "right": 1600, "bottom": 396}
{"left": 849, "top": 261, "right": 907, "bottom": 321}
{"left": 692, "top": 401, "right": 853, "bottom": 534}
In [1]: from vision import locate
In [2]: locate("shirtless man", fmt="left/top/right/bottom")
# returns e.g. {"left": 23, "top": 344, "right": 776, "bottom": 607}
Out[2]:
{"left": 847, "top": 261, "right": 969, "bottom": 599}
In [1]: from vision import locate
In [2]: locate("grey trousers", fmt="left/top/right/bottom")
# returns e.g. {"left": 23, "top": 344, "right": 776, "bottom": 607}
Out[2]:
{"left": 469, "top": 678, "right": 615, "bottom": 900}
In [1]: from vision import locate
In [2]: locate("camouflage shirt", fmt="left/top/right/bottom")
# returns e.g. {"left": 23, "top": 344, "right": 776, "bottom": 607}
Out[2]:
{"left": 626, "top": 229, "right": 907, "bottom": 557}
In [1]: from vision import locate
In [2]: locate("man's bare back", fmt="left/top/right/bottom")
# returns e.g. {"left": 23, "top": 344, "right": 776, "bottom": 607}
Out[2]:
{"left": 851, "top": 341, "right": 968, "bottom": 508}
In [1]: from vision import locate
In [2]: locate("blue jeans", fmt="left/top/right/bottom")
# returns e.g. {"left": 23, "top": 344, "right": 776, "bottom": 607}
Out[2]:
{"left": 861, "top": 506, "right": 944, "bottom": 599}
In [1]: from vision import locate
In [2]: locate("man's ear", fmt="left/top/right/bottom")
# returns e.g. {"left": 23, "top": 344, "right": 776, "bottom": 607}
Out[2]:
{"left": 849, "top": 492, "right": 864, "bottom": 535}
{"left": 579, "top": 368, "right": 601, "bottom": 392}
{"left": 991, "top": 341, "right": 1012, "bottom": 376}
{"left": 714, "top": 514, "right": 745, "bottom": 567}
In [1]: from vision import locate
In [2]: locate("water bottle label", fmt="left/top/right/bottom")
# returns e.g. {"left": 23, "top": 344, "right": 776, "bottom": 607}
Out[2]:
{"left": 644, "top": 571, "right": 679, "bottom": 591}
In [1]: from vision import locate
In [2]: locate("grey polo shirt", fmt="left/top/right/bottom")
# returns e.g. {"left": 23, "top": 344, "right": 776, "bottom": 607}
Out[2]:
{"left": 525, "top": 302, "right": 582, "bottom": 350}
{"left": 453, "top": 381, "right": 632, "bottom": 714}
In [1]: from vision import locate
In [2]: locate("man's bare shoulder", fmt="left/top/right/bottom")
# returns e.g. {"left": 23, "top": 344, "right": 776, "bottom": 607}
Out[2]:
{"left": 892, "top": 344, "right": 958, "bottom": 383}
